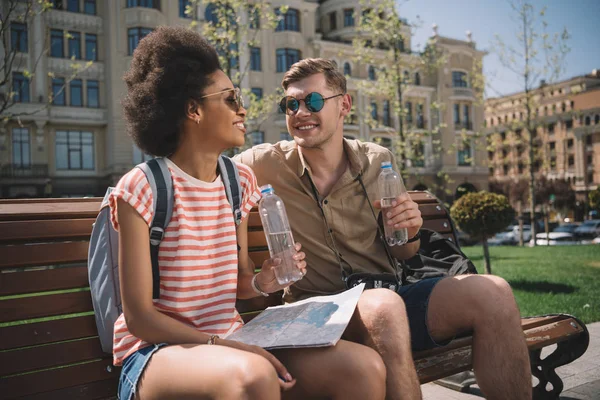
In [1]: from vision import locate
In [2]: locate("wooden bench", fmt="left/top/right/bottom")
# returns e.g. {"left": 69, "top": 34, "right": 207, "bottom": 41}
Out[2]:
{"left": 0, "top": 192, "right": 589, "bottom": 400}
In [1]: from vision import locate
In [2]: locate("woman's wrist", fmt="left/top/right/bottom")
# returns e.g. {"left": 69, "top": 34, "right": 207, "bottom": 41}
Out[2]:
{"left": 251, "top": 273, "right": 269, "bottom": 297}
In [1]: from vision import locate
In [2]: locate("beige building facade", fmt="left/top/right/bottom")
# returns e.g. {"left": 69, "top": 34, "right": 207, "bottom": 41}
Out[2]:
{"left": 485, "top": 70, "right": 600, "bottom": 212}
{"left": 1, "top": 0, "right": 487, "bottom": 202}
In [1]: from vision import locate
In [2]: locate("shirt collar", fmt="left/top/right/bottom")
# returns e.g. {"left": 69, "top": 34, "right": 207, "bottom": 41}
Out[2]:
{"left": 295, "top": 138, "right": 364, "bottom": 179}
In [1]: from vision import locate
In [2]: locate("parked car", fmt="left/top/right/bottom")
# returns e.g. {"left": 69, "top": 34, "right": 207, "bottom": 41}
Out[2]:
{"left": 457, "top": 230, "right": 478, "bottom": 246}
{"left": 488, "top": 225, "right": 532, "bottom": 245}
{"left": 574, "top": 220, "right": 600, "bottom": 239}
{"left": 529, "top": 232, "right": 579, "bottom": 246}
{"left": 552, "top": 223, "right": 579, "bottom": 235}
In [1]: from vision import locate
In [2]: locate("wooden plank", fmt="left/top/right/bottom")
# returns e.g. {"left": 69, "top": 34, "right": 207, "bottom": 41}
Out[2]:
{"left": 525, "top": 318, "right": 585, "bottom": 351}
{"left": 416, "top": 346, "right": 472, "bottom": 384}
{"left": 0, "top": 266, "right": 89, "bottom": 296}
{"left": 0, "top": 197, "right": 101, "bottom": 205}
{"left": 0, "top": 291, "right": 93, "bottom": 323}
{"left": 1, "top": 358, "right": 118, "bottom": 399}
{"left": 236, "top": 293, "right": 283, "bottom": 313}
{"left": 408, "top": 191, "right": 440, "bottom": 204}
{"left": 19, "top": 378, "right": 118, "bottom": 400}
{"left": 421, "top": 218, "right": 453, "bottom": 233}
{"left": 248, "top": 250, "right": 270, "bottom": 268}
{"left": 247, "top": 231, "right": 267, "bottom": 248}
{"left": 0, "top": 201, "right": 101, "bottom": 222}
{"left": 419, "top": 203, "right": 448, "bottom": 219}
{"left": 0, "top": 337, "right": 107, "bottom": 376}
{"left": 0, "top": 315, "right": 99, "bottom": 351}
{"left": 0, "top": 241, "right": 89, "bottom": 270}
{"left": 0, "top": 219, "right": 95, "bottom": 242}
{"left": 248, "top": 211, "right": 262, "bottom": 229}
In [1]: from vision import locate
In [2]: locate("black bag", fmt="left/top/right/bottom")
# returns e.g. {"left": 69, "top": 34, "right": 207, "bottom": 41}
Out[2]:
{"left": 403, "top": 229, "right": 477, "bottom": 284}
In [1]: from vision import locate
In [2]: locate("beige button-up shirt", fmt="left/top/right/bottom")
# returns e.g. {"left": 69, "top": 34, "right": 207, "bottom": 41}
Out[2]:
{"left": 236, "top": 139, "right": 400, "bottom": 302}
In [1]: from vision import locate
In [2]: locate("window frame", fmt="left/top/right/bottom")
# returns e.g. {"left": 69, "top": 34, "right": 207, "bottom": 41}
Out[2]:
{"left": 10, "top": 22, "right": 28, "bottom": 53}
{"left": 87, "top": 79, "right": 99, "bottom": 108}
{"left": 70, "top": 78, "right": 83, "bottom": 107}
{"left": 55, "top": 130, "right": 95, "bottom": 170}
{"left": 50, "top": 29, "right": 64, "bottom": 58}
{"left": 250, "top": 46, "right": 262, "bottom": 71}
{"left": 12, "top": 128, "right": 31, "bottom": 168}
{"left": 12, "top": 72, "right": 30, "bottom": 103}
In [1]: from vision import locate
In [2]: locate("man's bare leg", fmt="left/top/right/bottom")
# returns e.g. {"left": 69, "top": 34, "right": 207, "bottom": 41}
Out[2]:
{"left": 427, "top": 275, "right": 531, "bottom": 400}
{"left": 344, "top": 289, "right": 421, "bottom": 400}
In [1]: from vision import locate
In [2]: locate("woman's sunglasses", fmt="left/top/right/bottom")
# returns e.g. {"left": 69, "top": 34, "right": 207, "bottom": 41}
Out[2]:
{"left": 279, "top": 92, "right": 344, "bottom": 114}
{"left": 200, "top": 87, "right": 244, "bottom": 112}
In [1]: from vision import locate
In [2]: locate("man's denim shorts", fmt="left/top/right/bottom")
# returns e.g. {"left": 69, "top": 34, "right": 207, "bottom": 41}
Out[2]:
{"left": 118, "top": 343, "right": 168, "bottom": 400}
{"left": 396, "top": 277, "right": 452, "bottom": 352}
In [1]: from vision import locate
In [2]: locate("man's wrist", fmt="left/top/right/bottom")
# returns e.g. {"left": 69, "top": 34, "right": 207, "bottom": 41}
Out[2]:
{"left": 405, "top": 231, "right": 421, "bottom": 244}
{"left": 251, "top": 273, "right": 269, "bottom": 297}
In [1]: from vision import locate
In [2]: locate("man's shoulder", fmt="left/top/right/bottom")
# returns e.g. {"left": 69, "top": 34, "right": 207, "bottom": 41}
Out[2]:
{"left": 345, "top": 139, "right": 395, "bottom": 167}
{"left": 234, "top": 141, "right": 297, "bottom": 178}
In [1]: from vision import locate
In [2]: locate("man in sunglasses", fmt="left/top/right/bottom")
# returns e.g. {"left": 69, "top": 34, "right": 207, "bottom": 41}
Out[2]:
{"left": 236, "top": 58, "right": 531, "bottom": 400}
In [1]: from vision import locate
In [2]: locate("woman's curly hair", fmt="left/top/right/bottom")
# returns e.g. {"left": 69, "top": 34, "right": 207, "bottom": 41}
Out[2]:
{"left": 122, "top": 26, "right": 221, "bottom": 157}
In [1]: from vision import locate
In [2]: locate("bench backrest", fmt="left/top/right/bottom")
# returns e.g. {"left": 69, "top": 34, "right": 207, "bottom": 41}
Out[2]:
{"left": 0, "top": 191, "right": 455, "bottom": 399}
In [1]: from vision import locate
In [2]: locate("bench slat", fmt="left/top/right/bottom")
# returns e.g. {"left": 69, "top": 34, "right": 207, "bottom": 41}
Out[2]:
{"left": 0, "top": 315, "right": 99, "bottom": 351}
{"left": 20, "top": 378, "right": 118, "bottom": 400}
{"left": 0, "top": 291, "right": 93, "bottom": 323}
{"left": 247, "top": 231, "right": 267, "bottom": 248}
{"left": 0, "top": 241, "right": 89, "bottom": 270}
{"left": 0, "top": 201, "right": 100, "bottom": 222}
{"left": 0, "top": 266, "right": 89, "bottom": 296}
{"left": 0, "top": 337, "right": 107, "bottom": 376}
{"left": 236, "top": 292, "right": 284, "bottom": 314}
{"left": 421, "top": 218, "right": 453, "bottom": 233}
{"left": 0, "top": 358, "right": 117, "bottom": 399}
{"left": 0, "top": 219, "right": 95, "bottom": 242}
{"left": 419, "top": 203, "right": 449, "bottom": 219}
{"left": 249, "top": 250, "right": 270, "bottom": 267}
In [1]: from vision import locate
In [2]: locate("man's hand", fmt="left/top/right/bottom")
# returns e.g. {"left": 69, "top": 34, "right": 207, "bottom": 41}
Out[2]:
{"left": 256, "top": 242, "right": 306, "bottom": 293}
{"left": 373, "top": 193, "right": 423, "bottom": 240}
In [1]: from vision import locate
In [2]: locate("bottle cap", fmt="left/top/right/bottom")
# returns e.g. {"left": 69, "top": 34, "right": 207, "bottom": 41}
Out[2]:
{"left": 260, "top": 184, "right": 274, "bottom": 194}
{"left": 381, "top": 161, "right": 392, "bottom": 169}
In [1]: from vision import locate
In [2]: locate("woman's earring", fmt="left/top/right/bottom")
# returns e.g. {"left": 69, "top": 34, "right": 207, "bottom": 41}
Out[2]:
{"left": 195, "top": 118, "right": 200, "bottom": 125}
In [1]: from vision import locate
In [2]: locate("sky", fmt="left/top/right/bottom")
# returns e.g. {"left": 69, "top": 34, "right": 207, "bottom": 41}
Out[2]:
{"left": 399, "top": 0, "right": 600, "bottom": 98}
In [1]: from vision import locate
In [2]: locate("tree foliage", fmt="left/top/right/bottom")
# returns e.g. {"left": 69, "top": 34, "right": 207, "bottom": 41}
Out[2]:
{"left": 451, "top": 191, "right": 515, "bottom": 240}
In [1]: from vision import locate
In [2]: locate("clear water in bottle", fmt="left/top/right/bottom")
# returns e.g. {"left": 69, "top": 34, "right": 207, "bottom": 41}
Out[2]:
{"left": 378, "top": 162, "right": 408, "bottom": 246}
{"left": 258, "top": 185, "right": 304, "bottom": 285}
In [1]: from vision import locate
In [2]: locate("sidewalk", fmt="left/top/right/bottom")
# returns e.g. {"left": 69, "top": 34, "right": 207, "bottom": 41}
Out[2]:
{"left": 422, "top": 321, "right": 600, "bottom": 399}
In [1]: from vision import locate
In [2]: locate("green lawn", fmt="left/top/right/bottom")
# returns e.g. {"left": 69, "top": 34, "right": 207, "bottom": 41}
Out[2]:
{"left": 462, "top": 244, "right": 600, "bottom": 324}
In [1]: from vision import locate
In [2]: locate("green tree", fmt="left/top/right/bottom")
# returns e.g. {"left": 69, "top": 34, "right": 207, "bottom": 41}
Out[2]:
{"left": 0, "top": 0, "right": 93, "bottom": 122}
{"left": 491, "top": 0, "right": 570, "bottom": 246}
{"left": 589, "top": 186, "right": 600, "bottom": 212}
{"left": 451, "top": 191, "right": 515, "bottom": 274}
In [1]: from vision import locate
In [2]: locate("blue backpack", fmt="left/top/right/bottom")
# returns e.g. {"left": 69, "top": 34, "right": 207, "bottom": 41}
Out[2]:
{"left": 88, "top": 156, "right": 242, "bottom": 353}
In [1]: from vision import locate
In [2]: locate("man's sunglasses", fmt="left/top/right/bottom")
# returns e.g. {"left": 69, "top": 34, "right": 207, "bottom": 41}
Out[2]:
{"left": 200, "top": 87, "right": 244, "bottom": 112}
{"left": 279, "top": 92, "right": 344, "bottom": 114}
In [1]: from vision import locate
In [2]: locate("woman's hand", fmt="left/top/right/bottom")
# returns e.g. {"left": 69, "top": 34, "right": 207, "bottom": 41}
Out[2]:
{"left": 218, "top": 339, "right": 296, "bottom": 390}
{"left": 256, "top": 242, "right": 306, "bottom": 293}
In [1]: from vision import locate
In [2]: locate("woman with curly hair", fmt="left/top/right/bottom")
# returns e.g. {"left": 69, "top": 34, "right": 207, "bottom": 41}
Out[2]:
{"left": 111, "top": 26, "right": 385, "bottom": 400}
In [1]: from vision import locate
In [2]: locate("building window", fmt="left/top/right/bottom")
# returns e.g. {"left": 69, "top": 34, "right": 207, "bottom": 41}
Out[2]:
{"left": 412, "top": 141, "right": 425, "bottom": 167}
{"left": 12, "top": 128, "right": 30, "bottom": 168}
{"left": 250, "top": 47, "right": 261, "bottom": 71}
{"left": 68, "top": 31, "right": 81, "bottom": 59}
{"left": 133, "top": 145, "right": 153, "bottom": 164}
{"left": 12, "top": 72, "right": 30, "bottom": 103}
{"left": 70, "top": 79, "right": 83, "bottom": 106}
{"left": 329, "top": 11, "right": 337, "bottom": 30}
{"left": 127, "top": 0, "right": 160, "bottom": 9}
{"left": 458, "top": 142, "right": 472, "bottom": 166}
{"left": 370, "top": 102, "right": 378, "bottom": 121}
{"left": 248, "top": 5, "right": 260, "bottom": 29}
{"left": 567, "top": 138, "right": 574, "bottom": 149}
{"left": 67, "top": 0, "right": 79, "bottom": 12}
{"left": 548, "top": 123, "right": 555, "bottom": 134}
{"left": 568, "top": 155, "right": 575, "bottom": 168}
{"left": 343, "top": 62, "right": 351, "bottom": 76}
{"left": 179, "top": 0, "right": 192, "bottom": 18}
{"left": 368, "top": 65, "right": 376, "bottom": 81}
{"left": 85, "top": 33, "right": 97, "bottom": 61}
{"left": 11, "top": 22, "right": 28, "bottom": 53}
{"left": 250, "top": 131, "right": 264, "bottom": 145}
{"left": 204, "top": 3, "right": 217, "bottom": 23}
{"left": 128, "top": 27, "right": 152, "bottom": 55}
{"left": 549, "top": 141, "right": 556, "bottom": 151}
{"left": 414, "top": 72, "right": 421, "bottom": 86}
{"left": 275, "top": 8, "right": 300, "bottom": 32}
{"left": 280, "top": 132, "right": 292, "bottom": 141}
{"left": 405, "top": 101, "right": 412, "bottom": 123}
{"left": 452, "top": 71, "right": 468, "bottom": 88}
{"left": 50, "top": 0, "right": 63, "bottom": 9}
{"left": 585, "top": 116, "right": 591, "bottom": 126}
{"left": 416, "top": 104, "right": 424, "bottom": 128}
{"left": 250, "top": 87, "right": 263, "bottom": 100}
{"left": 463, "top": 104, "right": 470, "bottom": 127}
{"left": 595, "top": 115, "right": 600, "bottom": 125}
{"left": 453, "top": 103, "right": 460, "bottom": 125}
{"left": 374, "top": 137, "right": 392, "bottom": 150}
{"left": 586, "top": 135, "right": 592, "bottom": 146}
{"left": 87, "top": 80, "right": 99, "bottom": 107}
{"left": 383, "top": 100, "right": 391, "bottom": 127}
{"left": 52, "top": 77, "right": 66, "bottom": 105}
{"left": 84, "top": 0, "right": 96, "bottom": 15}
{"left": 276, "top": 48, "right": 301, "bottom": 73}
{"left": 565, "top": 119, "right": 573, "bottom": 130}
{"left": 55, "top": 131, "right": 95, "bottom": 170}
{"left": 50, "top": 29, "right": 64, "bottom": 58}
{"left": 344, "top": 9, "right": 355, "bottom": 27}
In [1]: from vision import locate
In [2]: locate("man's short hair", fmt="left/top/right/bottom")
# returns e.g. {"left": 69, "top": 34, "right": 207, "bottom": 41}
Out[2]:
{"left": 282, "top": 58, "right": 347, "bottom": 94}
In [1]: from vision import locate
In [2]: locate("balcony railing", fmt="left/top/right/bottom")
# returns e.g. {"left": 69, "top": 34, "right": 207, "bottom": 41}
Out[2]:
{"left": 454, "top": 121, "right": 473, "bottom": 131}
{"left": 0, "top": 164, "right": 49, "bottom": 178}
{"left": 406, "top": 118, "right": 426, "bottom": 129}
{"left": 453, "top": 87, "right": 474, "bottom": 97}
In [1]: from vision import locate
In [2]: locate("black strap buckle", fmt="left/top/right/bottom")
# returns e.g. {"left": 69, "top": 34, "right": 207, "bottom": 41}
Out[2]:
{"left": 149, "top": 226, "right": 164, "bottom": 246}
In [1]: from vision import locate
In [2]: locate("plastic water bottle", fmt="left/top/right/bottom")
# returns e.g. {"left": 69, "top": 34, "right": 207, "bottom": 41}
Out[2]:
{"left": 258, "top": 184, "right": 304, "bottom": 285}
{"left": 378, "top": 161, "right": 408, "bottom": 246}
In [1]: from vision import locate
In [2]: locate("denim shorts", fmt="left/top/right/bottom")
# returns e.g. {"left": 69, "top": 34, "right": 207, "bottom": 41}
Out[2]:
{"left": 396, "top": 277, "right": 452, "bottom": 352}
{"left": 118, "top": 343, "right": 168, "bottom": 400}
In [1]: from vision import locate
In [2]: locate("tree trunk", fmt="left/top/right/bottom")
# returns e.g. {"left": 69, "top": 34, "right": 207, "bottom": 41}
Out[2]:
{"left": 518, "top": 200, "right": 524, "bottom": 246}
{"left": 482, "top": 238, "right": 492, "bottom": 275}
{"left": 394, "top": 44, "right": 406, "bottom": 172}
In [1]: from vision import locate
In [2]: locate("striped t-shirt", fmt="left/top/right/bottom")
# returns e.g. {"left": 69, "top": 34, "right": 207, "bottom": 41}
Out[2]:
{"left": 109, "top": 158, "right": 261, "bottom": 366}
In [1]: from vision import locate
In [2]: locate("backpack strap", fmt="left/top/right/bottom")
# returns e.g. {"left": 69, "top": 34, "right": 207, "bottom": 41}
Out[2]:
{"left": 137, "top": 158, "right": 173, "bottom": 299}
{"left": 218, "top": 155, "right": 243, "bottom": 226}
